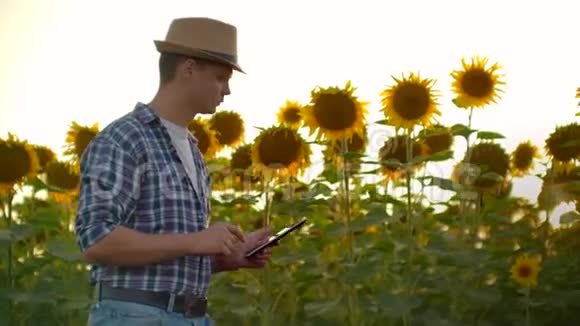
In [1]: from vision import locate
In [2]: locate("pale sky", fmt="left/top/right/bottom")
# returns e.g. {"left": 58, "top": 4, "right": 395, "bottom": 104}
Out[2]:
{"left": 1, "top": 0, "right": 578, "bottom": 224}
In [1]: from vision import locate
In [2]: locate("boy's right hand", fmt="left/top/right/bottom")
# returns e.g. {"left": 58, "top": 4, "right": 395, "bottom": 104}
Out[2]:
{"left": 189, "top": 222, "right": 245, "bottom": 256}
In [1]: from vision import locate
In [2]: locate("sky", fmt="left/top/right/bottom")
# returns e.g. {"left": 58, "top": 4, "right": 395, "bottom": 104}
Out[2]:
{"left": 1, "top": 0, "right": 578, "bottom": 224}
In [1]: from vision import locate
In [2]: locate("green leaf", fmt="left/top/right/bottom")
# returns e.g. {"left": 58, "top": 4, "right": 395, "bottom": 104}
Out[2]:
{"left": 466, "top": 287, "right": 502, "bottom": 305}
{"left": 9, "top": 224, "right": 35, "bottom": 242}
{"left": 424, "top": 149, "right": 454, "bottom": 162}
{"left": 379, "top": 159, "right": 403, "bottom": 169}
{"left": 0, "top": 230, "right": 12, "bottom": 245}
{"left": 576, "top": 112, "right": 580, "bottom": 116}
{"left": 451, "top": 123, "right": 476, "bottom": 139}
{"left": 559, "top": 210, "right": 580, "bottom": 225}
{"left": 374, "top": 119, "right": 389, "bottom": 125}
{"left": 342, "top": 151, "right": 366, "bottom": 161}
{"left": 452, "top": 97, "right": 469, "bottom": 108}
{"left": 477, "top": 131, "right": 505, "bottom": 140}
{"left": 426, "top": 177, "right": 459, "bottom": 191}
{"left": 46, "top": 238, "right": 82, "bottom": 262}
{"left": 231, "top": 305, "right": 257, "bottom": 316}
{"left": 304, "top": 296, "right": 343, "bottom": 317}
{"left": 378, "top": 293, "right": 422, "bottom": 318}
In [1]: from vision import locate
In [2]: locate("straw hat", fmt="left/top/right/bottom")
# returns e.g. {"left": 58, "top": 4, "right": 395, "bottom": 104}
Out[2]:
{"left": 154, "top": 17, "right": 244, "bottom": 73}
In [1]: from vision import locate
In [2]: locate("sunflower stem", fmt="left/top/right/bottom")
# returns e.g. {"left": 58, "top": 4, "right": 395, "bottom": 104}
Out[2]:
{"left": 340, "top": 138, "right": 353, "bottom": 258}
{"left": 404, "top": 129, "right": 415, "bottom": 326}
{"left": 405, "top": 129, "right": 414, "bottom": 237}
{"left": 525, "top": 289, "right": 531, "bottom": 326}
{"left": 261, "top": 175, "right": 273, "bottom": 326}
{"left": 5, "top": 188, "right": 15, "bottom": 320}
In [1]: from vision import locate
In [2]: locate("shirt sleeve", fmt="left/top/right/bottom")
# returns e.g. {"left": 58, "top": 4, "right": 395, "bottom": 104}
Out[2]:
{"left": 74, "top": 135, "right": 140, "bottom": 252}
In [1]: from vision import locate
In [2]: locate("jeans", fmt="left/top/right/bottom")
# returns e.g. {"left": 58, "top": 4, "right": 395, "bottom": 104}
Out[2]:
{"left": 87, "top": 299, "right": 214, "bottom": 326}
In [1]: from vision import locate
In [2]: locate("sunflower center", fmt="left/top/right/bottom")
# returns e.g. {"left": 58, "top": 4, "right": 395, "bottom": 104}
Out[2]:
{"left": 392, "top": 83, "right": 432, "bottom": 120}
{"left": 465, "top": 143, "right": 509, "bottom": 188}
{"left": 313, "top": 93, "right": 357, "bottom": 130}
{"left": 34, "top": 146, "right": 56, "bottom": 172}
{"left": 46, "top": 161, "right": 79, "bottom": 190}
{"left": 425, "top": 131, "right": 453, "bottom": 154}
{"left": 283, "top": 107, "right": 302, "bottom": 123}
{"left": 193, "top": 128, "right": 210, "bottom": 154}
{"left": 514, "top": 146, "right": 534, "bottom": 170}
{"left": 517, "top": 265, "right": 532, "bottom": 278}
{"left": 460, "top": 69, "right": 494, "bottom": 98}
{"left": 545, "top": 123, "right": 580, "bottom": 162}
{"left": 231, "top": 146, "right": 252, "bottom": 170}
{"left": 379, "top": 136, "right": 422, "bottom": 171}
{"left": 331, "top": 131, "right": 366, "bottom": 154}
{"left": 75, "top": 129, "right": 97, "bottom": 158}
{"left": 0, "top": 142, "right": 32, "bottom": 185}
{"left": 258, "top": 129, "right": 301, "bottom": 168}
{"left": 210, "top": 113, "right": 244, "bottom": 146}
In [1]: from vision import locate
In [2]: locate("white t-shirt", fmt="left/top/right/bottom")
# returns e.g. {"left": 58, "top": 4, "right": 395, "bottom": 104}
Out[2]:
{"left": 160, "top": 118, "right": 200, "bottom": 194}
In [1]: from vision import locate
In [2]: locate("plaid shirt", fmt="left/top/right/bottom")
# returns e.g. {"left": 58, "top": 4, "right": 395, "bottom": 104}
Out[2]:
{"left": 74, "top": 102, "right": 212, "bottom": 297}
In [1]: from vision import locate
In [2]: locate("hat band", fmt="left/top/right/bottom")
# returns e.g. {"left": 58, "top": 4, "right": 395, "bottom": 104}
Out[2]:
{"left": 196, "top": 49, "right": 236, "bottom": 64}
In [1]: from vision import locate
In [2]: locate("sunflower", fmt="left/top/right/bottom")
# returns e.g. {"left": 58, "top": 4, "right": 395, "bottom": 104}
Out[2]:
{"left": 64, "top": 121, "right": 99, "bottom": 163}
{"left": 378, "top": 135, "right": 426, "bottom": 180}
{"left": 0, "top": 133, "right": 39, "bottom": 193}
{"left": 417, "top": 124, "right": 454, "bottom": 156}
{"left": 454, "top": 142, "right": 511, "bottom": 194}
{"left": 511, "top": 140, "right": 540, "bottom": 177}
{"left": 251, "top": 125, "right": 312, "bottom": 178}
{"left": 208, "top": 110, "right": 245, "bottom": 147}
{"left": 323, "top": 124, "right": 369, "bottom": 175}
{"left": 230, "top": 143, "right": 259, "bottom": 186}
{"left": 450, "top": 56, "right": 505, "bottom": 108}
{"left": 32, "top": 145, "right": 56, "bottom": 173}
{"left": 302, "top": 80, "right": 368, "bottom": 142}
{"left": 276, "top": 100, "right": 303, "bottom": 129}
{"left": 545, "top": 122, "right": 580, "bottom": 166}
{"left": 45, "top": 160, "right": 80, "bottom": 202}
{"left": 380, "top": 72, "right": 441, "bottom": 130}
{"left": 537, "top": 164, "right": 580, "bottom": 210}
{"left": 188, "top": 118, "right": 221, "bottom": 158}
{"left": 510, "top": 254, "right": 541, "bottom": 288}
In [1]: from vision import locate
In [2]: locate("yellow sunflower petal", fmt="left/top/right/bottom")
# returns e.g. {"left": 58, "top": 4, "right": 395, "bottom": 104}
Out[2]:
{"left": 188, "top": 118, "right": 221, "bottom": 159}
{"left": 450, "top": 56, "right": 505, "bottom": 109}
{"left": 302, "top": 80, "right": 368, "bottom": 142}
{"left": 276, "top": 100, "right": 303, "bottom": 129}
{"left": 510, "top": 254, "right": 541, "bottom": 288}
{"left": 251, "top": 125, "right": 312, "bottom": 178}
{"left": 380, "top": 72, "right": 441, "bottom": 131}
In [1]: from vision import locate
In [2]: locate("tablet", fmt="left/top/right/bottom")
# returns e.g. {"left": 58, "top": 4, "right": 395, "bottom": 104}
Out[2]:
{"left": 245, "top": 217, "right": 307, "bottom": 258}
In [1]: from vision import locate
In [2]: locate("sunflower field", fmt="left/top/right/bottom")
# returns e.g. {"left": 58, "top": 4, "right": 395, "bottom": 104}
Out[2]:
{"left": 1, "top": 55, "right": 580, "bottom": 326}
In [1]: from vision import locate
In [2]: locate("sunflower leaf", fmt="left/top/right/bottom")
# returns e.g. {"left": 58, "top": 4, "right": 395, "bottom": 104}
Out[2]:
{"left": 342, "top": 152, "right": 366, "bottom": 161}
{"left": 559, "top": 210, "right": 580, "bottom": 225}
{"left": 425, "top": 150, "right": 454, "bottom": 162}
{"left": 451, "top": 124, "right": 476, "bottom": 139}
{"left": 477, "top": 131, "right": 505, "bottom": 140}
{"left": 426, "top": 177, "right": 460, "bottom": 191}
{"left": 379, "top": 159, "right": 403, "bottom": 169}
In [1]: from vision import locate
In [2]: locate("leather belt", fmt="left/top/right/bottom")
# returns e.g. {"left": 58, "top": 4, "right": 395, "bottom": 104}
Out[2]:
{"left": 96, "top": 283, "right": 207, "bottom": 318}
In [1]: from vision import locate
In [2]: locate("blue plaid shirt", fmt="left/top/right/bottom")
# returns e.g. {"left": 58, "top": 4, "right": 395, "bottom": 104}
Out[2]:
{"left": 74, "top": 102, "right": 212, "bottom": 297}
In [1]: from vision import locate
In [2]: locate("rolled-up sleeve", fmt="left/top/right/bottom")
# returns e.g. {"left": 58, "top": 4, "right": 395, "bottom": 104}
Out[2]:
{"left": 74, "top": 135, "right": 140, "bottom": 252}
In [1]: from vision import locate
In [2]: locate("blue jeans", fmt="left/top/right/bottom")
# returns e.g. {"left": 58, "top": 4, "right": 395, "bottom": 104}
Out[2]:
{"left": 87, "top": 299, "right": 214, "bottom": 326}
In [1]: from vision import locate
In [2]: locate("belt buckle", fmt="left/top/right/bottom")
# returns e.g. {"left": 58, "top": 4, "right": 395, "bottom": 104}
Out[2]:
{"left": 183, "top": 294, "right": 207, "bottom": 318}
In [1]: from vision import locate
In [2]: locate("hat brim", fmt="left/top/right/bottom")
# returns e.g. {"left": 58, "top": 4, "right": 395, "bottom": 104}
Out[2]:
{"left": 154, "top": 40, "right": 244, "bottom": 73}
